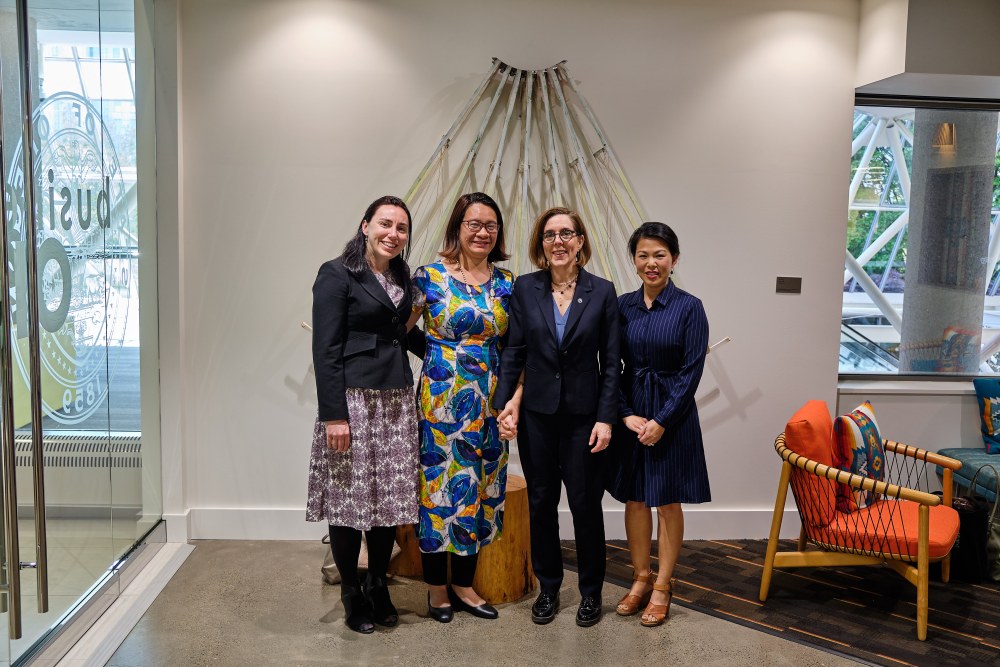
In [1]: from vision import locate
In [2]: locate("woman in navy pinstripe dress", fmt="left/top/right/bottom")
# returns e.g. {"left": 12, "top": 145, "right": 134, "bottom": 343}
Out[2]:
{"left": 607, "top": 222, "right": 710, "bottom": 627}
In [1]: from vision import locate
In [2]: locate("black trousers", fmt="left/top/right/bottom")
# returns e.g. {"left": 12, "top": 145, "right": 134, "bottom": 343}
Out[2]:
{"left": 518, "top": 407, "right": 607, "bottom": 598}
{"left": 421, "top": 551, "right": 480, "bottom": 587}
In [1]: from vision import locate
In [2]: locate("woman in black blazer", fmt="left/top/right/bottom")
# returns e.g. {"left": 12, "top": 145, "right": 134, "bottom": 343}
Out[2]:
{"left": 307, "top": 195, "right": 419, "bottom": 634}
{"left": 493, "top": 207, "right": 620, "bottom": 628}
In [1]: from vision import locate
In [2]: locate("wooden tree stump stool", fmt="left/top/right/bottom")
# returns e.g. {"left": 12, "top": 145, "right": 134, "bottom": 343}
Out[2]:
{"left": 388, "top": 475, "right": 536, "bottom": 605}
{"left": 474, "top": 474, "right": 536, "bottom": 604}
{"left": 388, "top": 524, "right": 423, "bottom": 577}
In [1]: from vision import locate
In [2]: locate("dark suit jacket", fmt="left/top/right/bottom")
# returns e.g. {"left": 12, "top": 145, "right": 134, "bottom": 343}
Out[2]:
{"left": 312, "top": 257, "right": 414, "bottom": 422}
{"left": 493, "top": 268, "right": 620, "bottom": 423}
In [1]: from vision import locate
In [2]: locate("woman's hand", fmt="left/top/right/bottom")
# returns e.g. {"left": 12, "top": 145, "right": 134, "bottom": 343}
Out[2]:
{"left": 637, "top": 420, "right": 664, "bottom": 446}
{"left": 498, "top": 400, "right": 520, "bottom": 440}
{"left": 589, "top": 421, "right": 612, "bottom": 453}
{"left": 623, "top": 415, "right": 648, "bottom": 434}
{"left": 326, "top": 420, "right": 350, "bottom": 452}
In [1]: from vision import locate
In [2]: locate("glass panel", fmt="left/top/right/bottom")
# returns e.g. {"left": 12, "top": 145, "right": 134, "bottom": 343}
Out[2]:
{"left": 11, "top": 2, "right": 117, "bottom": 659}
{"left": 0, "top": 0, "right": 153, "bottom": 659}
{"left": 94, "top": 0, "right": 147, "bottom": 561}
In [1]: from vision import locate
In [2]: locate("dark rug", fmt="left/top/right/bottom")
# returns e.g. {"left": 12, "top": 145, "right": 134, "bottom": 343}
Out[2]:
{"left": 567, "top": 539, "right": 1000, "bottom": 667}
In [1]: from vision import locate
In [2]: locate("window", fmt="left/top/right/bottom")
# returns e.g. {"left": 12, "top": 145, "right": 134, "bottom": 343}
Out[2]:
{"left": 843, "top": 103, "right": 1000, "bottom": 376}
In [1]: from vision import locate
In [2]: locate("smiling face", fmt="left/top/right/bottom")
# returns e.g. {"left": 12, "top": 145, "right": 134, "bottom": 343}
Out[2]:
{"left": 362, "top": 204, "right": 410, "bottom": 268}
{"left": 633, "top": 236, "right": 677, "bottom": 292}
{"left": 542, "top": 213, "right": 584, "bottom": 270}
{"left": 458, "top": 202, "right": 498, "bottom": 263}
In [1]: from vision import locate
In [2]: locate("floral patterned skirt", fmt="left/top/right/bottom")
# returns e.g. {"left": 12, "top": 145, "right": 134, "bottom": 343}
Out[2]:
{"left": 306, "top": 387, "right": 419, "bottom": 530}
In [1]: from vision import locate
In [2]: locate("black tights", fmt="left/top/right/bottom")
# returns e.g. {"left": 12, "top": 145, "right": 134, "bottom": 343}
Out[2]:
{"left": 421, "top": 551, "right": 480, "bottom": 587}
{"left": 328, "top": 525, "right": 397, "bottom": 590}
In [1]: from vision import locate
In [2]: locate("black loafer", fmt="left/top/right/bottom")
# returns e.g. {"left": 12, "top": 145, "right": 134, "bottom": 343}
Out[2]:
{"left": 364, "top": 575, "right": 398, "bottom": 627}
{"left": 448, "top": 587, "right": 499, "bottom": 620}
{"left": 576, "top": 596, "right": 602, "bottom": 627}
{"left": 531, "top": 591, "right": 560, "bottom": 625}
{"left": 427, "top": 593, "right": 453, "bottom": 623}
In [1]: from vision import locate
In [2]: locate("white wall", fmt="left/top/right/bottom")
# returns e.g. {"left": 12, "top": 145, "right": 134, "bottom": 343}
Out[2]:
{"left": 157, "top": 0, "right": 859, "bottom": 540}
{"left": 855, "top": 0, "right": 908, "bottom": 88}
{"left": 856, "top": 0, "right": 1000, "bottom": 98}
{"left": 838, "top": 383, "right": 982, "bottom": 449}
{"left": 904, "top": 0, "right": 1000, "bottom": 77}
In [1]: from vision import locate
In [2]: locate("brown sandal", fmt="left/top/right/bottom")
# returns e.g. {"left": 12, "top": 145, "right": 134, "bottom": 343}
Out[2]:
{"left": 640, "top": 578, "right": 675, "bottom": 627}
{"left": 616, "top": 570, "right": 655, "bottom": 616}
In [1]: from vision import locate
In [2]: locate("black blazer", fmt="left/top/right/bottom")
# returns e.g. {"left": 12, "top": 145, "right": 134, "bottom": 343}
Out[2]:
{"left": 312, "top": 257, "right": 414, "bottom": 422}
{"left": 494, "top": 268, "right": 620, "bottom": 423}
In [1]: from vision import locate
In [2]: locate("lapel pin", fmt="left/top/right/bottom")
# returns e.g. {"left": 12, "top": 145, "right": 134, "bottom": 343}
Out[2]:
{"left": 577, "top": 298, "right": 583, "bottom": 303}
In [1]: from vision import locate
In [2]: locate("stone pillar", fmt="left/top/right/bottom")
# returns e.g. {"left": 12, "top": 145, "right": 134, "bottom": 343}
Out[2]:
{"left": 899, "top": 109, "right": 998, "bottom": 373}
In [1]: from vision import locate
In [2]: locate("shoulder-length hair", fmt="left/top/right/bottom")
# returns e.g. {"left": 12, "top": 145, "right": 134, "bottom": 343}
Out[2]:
{"left": 439, "top": 192, "right": 510, "bottom": 264}
{"left": 527, "top": 206, "right": 592, "bottom": 269}
{"left": 342, "top": 195, "right": 413, "bottom": 295}
{"left": 628, "top": 222, "right": 680, "bottom": 259}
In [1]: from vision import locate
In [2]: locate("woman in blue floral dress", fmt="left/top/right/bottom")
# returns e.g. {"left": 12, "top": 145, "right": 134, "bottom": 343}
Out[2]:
{"left": 410, "top": 192, "right": 515, "bottom": 622}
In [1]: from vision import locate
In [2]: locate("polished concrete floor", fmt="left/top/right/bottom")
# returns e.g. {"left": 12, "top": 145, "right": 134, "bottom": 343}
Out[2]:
{"left": 104, "top": 541, "right": 864, "bottom": 667}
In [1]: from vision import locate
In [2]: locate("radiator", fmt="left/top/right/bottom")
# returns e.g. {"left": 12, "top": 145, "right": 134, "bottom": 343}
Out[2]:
{"left": 13, "top": 431, "right": 143, "bottom": 518}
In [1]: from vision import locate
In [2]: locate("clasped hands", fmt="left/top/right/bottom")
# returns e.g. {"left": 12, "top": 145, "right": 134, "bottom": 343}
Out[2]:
{"left": 498, "top": 401, "right": 519, "bottom": 440}
{"left": 497, "top": 401, "right": 611, "bottom": 454}
{"left": 623, "top": 415, "right": 664, "bottom": 446}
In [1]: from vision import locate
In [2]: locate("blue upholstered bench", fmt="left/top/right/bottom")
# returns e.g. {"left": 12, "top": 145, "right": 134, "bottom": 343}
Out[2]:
{"left": 934, "top": 378, "right": 1000, "bottom": 503}
{"left": 936, "top": 448, "right": 999, "bottom": 503}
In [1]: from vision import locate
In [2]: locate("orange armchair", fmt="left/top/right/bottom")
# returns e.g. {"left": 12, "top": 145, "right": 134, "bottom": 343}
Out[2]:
{"left": 759, "top": 400, "right": 962, "bottom": 640}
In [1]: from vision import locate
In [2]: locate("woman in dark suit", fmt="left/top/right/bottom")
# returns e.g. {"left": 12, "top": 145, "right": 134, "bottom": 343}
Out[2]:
{"left": 494, "top": 207, "right": 620, "bottom": 628}
{"left": 607, "top": 222, "right": 710, "bottom": 628}
{"left": 306, "top": 195, "right": 419, "bottom": 634}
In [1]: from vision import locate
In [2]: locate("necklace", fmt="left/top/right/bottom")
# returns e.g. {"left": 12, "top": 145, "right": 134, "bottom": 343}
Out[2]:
{"left": 551, "top": 272, "right": 578, "bottom": 297}
{"left": 456, "top": 261, "right": 495, "bottom": 314}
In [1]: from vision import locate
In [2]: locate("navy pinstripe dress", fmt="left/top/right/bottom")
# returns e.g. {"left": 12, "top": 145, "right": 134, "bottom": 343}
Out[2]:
{"left": 606, "top": 281, "right": 712, "bottom": 506}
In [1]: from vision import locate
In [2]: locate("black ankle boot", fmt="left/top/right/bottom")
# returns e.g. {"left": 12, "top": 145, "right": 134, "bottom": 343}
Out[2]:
{"left": 364, "top": 574, "right": 399, "bottom": 627}
{"left": 341, "top": 586, "right": 375, "bottom": 634}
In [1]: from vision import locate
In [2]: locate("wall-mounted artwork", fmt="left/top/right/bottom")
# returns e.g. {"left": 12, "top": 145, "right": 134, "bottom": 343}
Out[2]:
{"left": 405, "top": 59, "right": 646, "bottom": 292}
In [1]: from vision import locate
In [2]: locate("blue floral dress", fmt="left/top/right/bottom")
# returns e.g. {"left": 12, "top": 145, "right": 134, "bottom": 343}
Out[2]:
{"left": 412, "top": 262, "right": 514, "bottom": 555}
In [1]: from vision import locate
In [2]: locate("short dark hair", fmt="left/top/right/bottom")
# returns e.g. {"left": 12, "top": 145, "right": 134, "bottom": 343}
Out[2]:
{"left": 527, "top": 207, "right": 592, "bottom": 269}
{"left": 628, "top": 222, "right": 679, "bottom": 259}
{"left": 439, "top": 192, "right": 509, "bottom": 264}
{"left": 341, "top": 195, "right": 413, "bottom": 294}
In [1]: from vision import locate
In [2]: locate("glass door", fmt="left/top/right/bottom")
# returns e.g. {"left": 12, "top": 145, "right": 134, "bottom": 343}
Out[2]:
{"left": 0, "top": 1, "right": 148, "bottom": 662}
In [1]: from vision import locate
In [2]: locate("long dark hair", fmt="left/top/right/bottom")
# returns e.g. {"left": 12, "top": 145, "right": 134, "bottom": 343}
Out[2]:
{"left": 342, "top": 195, "right": 413, "bottom": 295}
{"left": 439, "top": 192, "right": 509, "bottom": 264}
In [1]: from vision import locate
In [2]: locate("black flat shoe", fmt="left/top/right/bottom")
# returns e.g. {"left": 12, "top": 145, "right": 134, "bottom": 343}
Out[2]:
{"left": 341, "top": 588, "right": 375, "bottom": 634}
{"left": 576, "top": 596, "right": 602, "bottom": 627}
{"left": 364, "top": 575, "right": 398, "bottom": 627}
{"left": 427, "top": 593, "right": 453, "bottom": 623}
{"left": 448, "top": 587, "right": 499, "bottom": 620}
{"left": 531, "top": 591, "right": 559, "bottom": 625}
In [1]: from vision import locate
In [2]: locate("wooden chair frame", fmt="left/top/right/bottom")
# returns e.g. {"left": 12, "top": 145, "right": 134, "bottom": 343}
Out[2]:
{"left": 759, "top": 433, "right": 962, "bottom": 640}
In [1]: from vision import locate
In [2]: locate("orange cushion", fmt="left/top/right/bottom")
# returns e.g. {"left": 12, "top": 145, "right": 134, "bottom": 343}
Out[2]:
{"left": 784, "top": 400, "right": 837, "bottom": 527}
{"left": 812, "top": 500, "right": 960, "bottom": 560}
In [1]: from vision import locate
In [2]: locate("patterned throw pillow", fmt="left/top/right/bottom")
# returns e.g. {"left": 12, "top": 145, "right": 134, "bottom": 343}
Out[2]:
{"left": 973, "top": 378, "right": 1000, "bottom": 455}
{"left": 833, "top": 401, "right": 886, "bottom": 512}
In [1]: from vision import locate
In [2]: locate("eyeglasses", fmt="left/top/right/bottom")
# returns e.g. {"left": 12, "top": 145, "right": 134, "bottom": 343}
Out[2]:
{"left": 463, "top": 219, "right": 499, "bottom": 234}
{"left": 542, "top": 230, "right": 579, "bottom": 244}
